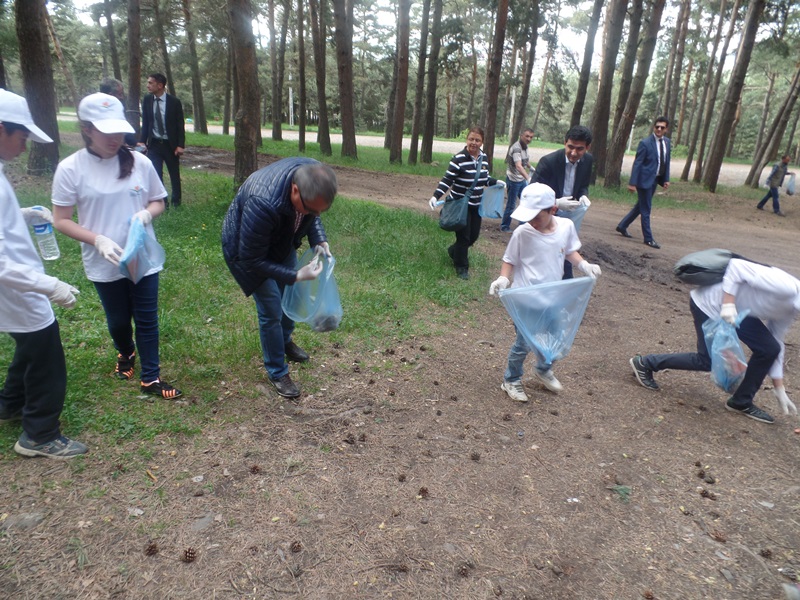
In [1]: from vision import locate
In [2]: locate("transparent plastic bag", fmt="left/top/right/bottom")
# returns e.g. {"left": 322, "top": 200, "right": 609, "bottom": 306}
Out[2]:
{"left": 282, "top": 248, "right": 343, "bottom": 332}
{"left": 557, "top": 203, "right": 590, "bottom": 231}
{"left": 479, "top": 184, "right": 505, "bottom": 219}
{"left": 499, "top": 277, "right": 595, "bottom": 365}
{"left": 786, "top": 173, "right": 796, "bottom": 196}
{"left": 701, "top": 311, "right": 750, "bottom": 393}
{"left": 119, "top": 218, "right": 165, "bottom": 284}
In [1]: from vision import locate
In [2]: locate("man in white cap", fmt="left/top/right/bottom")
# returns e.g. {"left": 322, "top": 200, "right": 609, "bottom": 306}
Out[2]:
{"left": 489, "top": 182, "right": 602, "bottom": 402}
{"left": 0, "top": 89, "right": 87, "bottom": 459}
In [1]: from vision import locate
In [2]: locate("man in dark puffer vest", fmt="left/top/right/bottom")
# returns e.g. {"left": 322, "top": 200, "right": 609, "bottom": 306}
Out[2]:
{"left": 222, "top": 158, "right": 337, "bottom": 398}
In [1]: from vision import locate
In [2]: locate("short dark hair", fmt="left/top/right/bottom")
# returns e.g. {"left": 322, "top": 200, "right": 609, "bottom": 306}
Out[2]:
{"left": 521, "top": 127, "right": 534, "bottom": 136}
{"left": 654, "top": 116, "right": 669, "bottom": 127}
{"left": 294, "top": 163, "right": 338, "bottom": 207}
{"left": 0, "top": 121, "right": 29, "bottom": 136}
{"left": 149, "top": 73, "right": 167, "bottom": 86}
{"left": 100, "top": 78, "right": 124, "bottom": 101}
{"left": 467, "top": 125, "right": 485, "bottom": 142}
{"left": 565, "top": 125, "right": 592, "bottom": 145}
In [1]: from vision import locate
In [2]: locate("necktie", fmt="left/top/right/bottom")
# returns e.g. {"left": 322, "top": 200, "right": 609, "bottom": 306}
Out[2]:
{"left": 155, "top": 97, "right": 165, "bottom": 137}
{"left": 658, "top": 138, "right": 666, "bottom": 177}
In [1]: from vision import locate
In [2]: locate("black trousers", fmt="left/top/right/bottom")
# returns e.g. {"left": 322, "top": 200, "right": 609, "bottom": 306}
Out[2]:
{"left": 450, "top": 204, "right": 482, "bottom": 270}
{"left": 1, "top": 320, "right": 66, "bottom": 443}
{"left": 147, "top": 139, "right": 182, "bottom": 206}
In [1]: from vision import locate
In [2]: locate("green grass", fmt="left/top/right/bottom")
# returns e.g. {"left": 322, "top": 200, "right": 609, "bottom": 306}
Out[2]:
{"left": 0, "top": 164, "right": 487, "bottom": 457}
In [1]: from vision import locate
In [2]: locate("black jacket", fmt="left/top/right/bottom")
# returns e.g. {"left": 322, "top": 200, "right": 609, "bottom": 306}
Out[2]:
{"left": 222, "top": 157, "right": 328, "bottom": 296}
{"left": 140, "top": 93, "right": 186, "bottom": 151}
{"left": 531, "top": 149, "right": 593, "bottom": 198}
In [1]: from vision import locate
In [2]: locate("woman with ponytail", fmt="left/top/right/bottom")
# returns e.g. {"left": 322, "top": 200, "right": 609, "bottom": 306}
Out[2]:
{"left": 52, "top": 93, "right": 182, "bottom": 399}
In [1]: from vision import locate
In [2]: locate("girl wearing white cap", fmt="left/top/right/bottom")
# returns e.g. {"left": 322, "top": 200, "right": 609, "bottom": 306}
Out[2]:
{"left": 52, "top": 93, "right": 182, "bottom": 399}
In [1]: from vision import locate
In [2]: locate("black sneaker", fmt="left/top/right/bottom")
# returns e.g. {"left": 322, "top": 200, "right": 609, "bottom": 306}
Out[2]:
{"left": 630, "top": 355, "right": 659, "bottom": 390}
{"left": 285, "top": 341, "right": 309, "bottom": 363}
{"left": 270, "top": 374, "right": 300, "bottom": 398}
{"left": 725, "top": 399, "right": 774, "bottom": 423}
{"left": 14, "top": 432, "right": 88, "bottom": 460}
{"left": 140, "top": 378, "right": 183, "bottom": 399}
{"left": 115, "top": 351, "right": 136, "bottom": 380}
{"left": 456, "top": 268, "right": 470, "bottom": 280}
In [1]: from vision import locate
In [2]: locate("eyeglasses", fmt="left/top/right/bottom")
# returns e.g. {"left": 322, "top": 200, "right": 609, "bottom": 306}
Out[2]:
{"left": 654, "top": 125, "right": 667, "bottom": 130}
{"left": 300, "top": 195, "right": 322, "bottom": 217}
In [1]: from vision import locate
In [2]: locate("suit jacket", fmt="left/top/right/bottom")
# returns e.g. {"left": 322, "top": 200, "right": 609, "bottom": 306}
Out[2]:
{"left": 530, "top": 149, "right": 593, "bottom": 198}
{"left": 140, "top": 93, "right": 185, "bottom": 151}
{"left": 630, "top": 134, "right": 670, "bottom": 189}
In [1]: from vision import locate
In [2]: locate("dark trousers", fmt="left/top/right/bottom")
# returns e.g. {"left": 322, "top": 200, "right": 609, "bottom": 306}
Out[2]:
{"left": 147, "top": 139, "right": 182, "bottom": 206}
{"left": 618, "top": 184, "right": 656, "bottom": 242}
{"left": 449, "top": 204, "right": 482, "bottom": 270}
{"left": 1, "top": 321, "right": 66, "bottom": 443}
{"left": 643, "top": 299, "right": 780, "bottom": 407}
{"left": 94, "top": 274, "right": 161, "bottom": 382}
{"left": 757, "top": 187, "right": 781, "bottom": 213}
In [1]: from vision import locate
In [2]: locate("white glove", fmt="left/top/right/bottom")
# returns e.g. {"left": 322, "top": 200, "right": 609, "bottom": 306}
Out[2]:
{"left": 579, "top": 195, "right": 591, "bottom": 208}
{"left": 47, "top": 280, "right": 80, "bottom": 309}
{"left": 21, "top": 206, "right": 53, "bottom": 225}
{"left": 577, "top": 260, "right": 602, "bottom": 279}
{"left": 314, "top": 242, "right": 332, "bottom": 258}
{"left": 428, "top": 196, "right": 439, "bottom": 211}
{"left": 556, "top": 196, "right": 581, "bottom": 211}
{"left": 95, "top": 234, "right": 124, "bottom": 266}
{"left": 296, "top": 256, "right": 323, "bottom": 282}
{"left": 489, "top": 276, "right": 510, "bottom": 296}
{"left": 773, "top": 386, "right": 798, "bottom": 415}
{"left": 496, "top": 180, "right": 506, "bottom": 189}
{"left": 133, "top": 209, "right": 153, "bottom": 226}
{"left": 720, "top": 303, "right": 738, "bottom": 325}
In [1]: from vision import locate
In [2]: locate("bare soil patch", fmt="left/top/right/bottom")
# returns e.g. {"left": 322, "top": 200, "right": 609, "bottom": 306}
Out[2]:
{"left": 2, "top": 145, "right": 799, "bottom": 599}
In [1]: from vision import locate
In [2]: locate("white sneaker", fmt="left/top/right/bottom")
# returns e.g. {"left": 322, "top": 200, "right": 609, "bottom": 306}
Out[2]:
{"left": 534, "top": 369, "right": 563, "bottom": 393}
{"left": 501, "top": 380, "right": 529, "bottom": 402}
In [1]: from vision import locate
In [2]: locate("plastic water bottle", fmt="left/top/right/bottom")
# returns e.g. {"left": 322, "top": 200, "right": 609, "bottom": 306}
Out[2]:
{"left": 31, "top": 206, "right": 60, "bottom": 260}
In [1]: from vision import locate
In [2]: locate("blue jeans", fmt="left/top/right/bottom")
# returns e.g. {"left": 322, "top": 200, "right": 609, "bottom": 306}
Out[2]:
{"left": 618, "top": 184, "right": 657, "bottom": 242}
{"left": 252, "top": 251, "right": 297, "bottom": 380}
{"left": 1, "top": 321, "right": 66, "bottom": 443}
{"left": 642, "top": 299, "right": 780, "bottom": 407}
{"left": 501, "top": 179, "right": 527, "bottom": 230}
{"left": 504, "top": 327, "right": 551, "bottom": 382}
{"left": 757, "top": 187, "right": 780, "bottom": 213}
{"left": 94, "top": 274, "right": 161, "bottom": 382}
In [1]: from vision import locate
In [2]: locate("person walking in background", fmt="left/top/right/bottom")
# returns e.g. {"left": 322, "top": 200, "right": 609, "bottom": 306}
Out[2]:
{"left": 500, "top": 127, "right": 534, "bottom": 232}
{"left": 138, "top": 73, "right": 185, "bottom": 208}
{"left": 530, "top": 125, "right": 594, "bottom": 278}
{"left": 616, "top": 116, "right": 671, "bottom": 249}
{"left": 0, "top": 89, "right": 87, "bottom": 459}
{"left": 222, "top": 158, "right": 337, "bottom": 399}
{"left": 52, "top": 93, "right": 182, "bottom": 400}
{"left": 629, "top": 258, "right": 800, "bottom": 425}
{"left": 428, "top": 126, "right": 504, "bottom": 280}
{"left": 757, "top": 155, "right": 793, "bottom": 217}
{"left": 489, "top": 183, "right": 602, "bottom": 402}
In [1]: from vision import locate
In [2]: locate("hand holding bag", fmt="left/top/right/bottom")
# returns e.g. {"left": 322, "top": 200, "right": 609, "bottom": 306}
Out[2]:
{"left": 439, "top": 155, "right": 483, "bottom": 232}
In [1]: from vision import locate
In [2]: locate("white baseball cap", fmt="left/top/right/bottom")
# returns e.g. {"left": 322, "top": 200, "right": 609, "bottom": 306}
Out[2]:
{"left": 510, "top": 182, "right": 557, "bottom": 222}
{"left": 78, "top": 93, "right": 134, "bottom": 134}
{"left": 0, "top": 89, "right": 53, "bottom": 144}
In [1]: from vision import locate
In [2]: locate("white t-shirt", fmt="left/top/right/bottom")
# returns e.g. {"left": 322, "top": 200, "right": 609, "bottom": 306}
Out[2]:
{"left": 503, "top": 216, "right": 581, "bottom": 287}
{"left": 691, "top": 258, "right": 800, "bottom": 380}
{"left": 52, "top": 150, "right": 167, "bottom": 282}
{"left": 0, "top": 164, "right": 55, "bottom": 333}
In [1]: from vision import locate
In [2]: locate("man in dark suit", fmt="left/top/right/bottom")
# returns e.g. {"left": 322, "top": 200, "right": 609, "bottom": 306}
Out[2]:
{"left": 616, "top": 116, "right": 671, "bottom": 249}
{"left": 530, "top": 125, "right": 594, "bottom": 278}
{"left": 138, "top": 73, "right": 185, "bottom": 208}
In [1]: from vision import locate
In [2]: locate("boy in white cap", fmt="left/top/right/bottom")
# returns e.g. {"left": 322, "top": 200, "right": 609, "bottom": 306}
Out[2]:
{"left": 489, "top": 182, "right": 602, "bottom": 402}
{"left": 0, "top": 89, "right": 87, "bottom": 459}
{"left": 52, "top": 93, "right": 183, "bottom": 399}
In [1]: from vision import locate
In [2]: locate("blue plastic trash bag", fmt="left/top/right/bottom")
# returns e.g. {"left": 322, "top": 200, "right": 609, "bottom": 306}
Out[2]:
{"left": 701, "top": 311, "right": 750, "bottom": 393}
{"left": 119, "top": 218, "right": 166, "bottom": 284}
{"left": 786, "top": 173, "right": 796, "bottom": 196}
{"left": 282, "top": 248, "right": 343, "bottom": 332}
{"left": 499, "top": 277, "right": 595, "bottom": 365}
{"left": 479, "top": 184, "right": 505, "bottom": 219}
{"left": 558, "top": 203, "right": 589, "bottom": 231}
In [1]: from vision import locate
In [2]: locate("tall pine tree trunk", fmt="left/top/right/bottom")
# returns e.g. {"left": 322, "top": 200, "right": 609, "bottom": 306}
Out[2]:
{"left": 570, "top": 0, "right": 603, "bottom": 127}
{"left": 513, "top": 2, "right": 539, "bottom": 141}
{"left": 407, "top": 0, "right": 430, "bottom": 165}
{"left": 153, "top": 0, "right": 176, "bottom": 96}
{"left": 182, "top": 0, "right": 208, "bottom": 134}
{"left": 297, "top": 0, "right": 307, "bottom": 152}
{"left": 103, "top": 0, "right": 121, "bottom": 81}
{"left": 480, "top": 0, "right": 508, "bottom": 171}
{"left": 420, "top": 0, "right": 443, "bottom": 163}
{"left": 332, "top": 0, "right": 357, "bottom": 158}
{"left": 611, "top": 0, "right": 643, "bottom": 137}
{"left": 127, "top": 0, "right": 142, "bottom": 137}
{"left": 308, "top": 0, "right": 331, "bottom": 155}
{"left": 389, "top": 0, "right": 411, "bottom": 164}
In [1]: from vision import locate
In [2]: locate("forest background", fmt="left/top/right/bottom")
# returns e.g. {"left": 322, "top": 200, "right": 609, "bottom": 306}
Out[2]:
{"left": 1, "top": 0, "right": 799, "bottom": 189}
